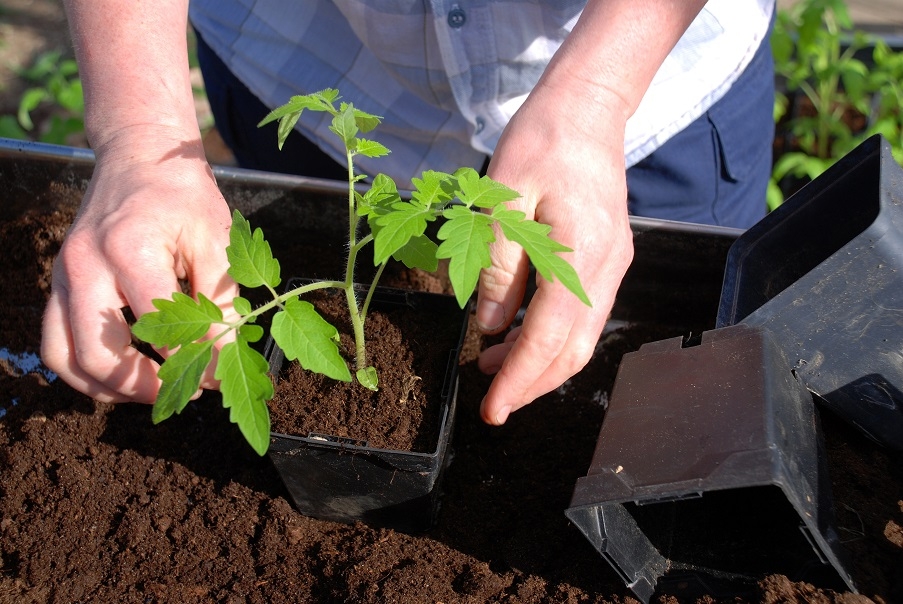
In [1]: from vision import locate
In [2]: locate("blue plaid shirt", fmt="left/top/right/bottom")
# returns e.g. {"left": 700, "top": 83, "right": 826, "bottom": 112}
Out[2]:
{"left": 190, "top": 0, "right": 773, "bottom": 186}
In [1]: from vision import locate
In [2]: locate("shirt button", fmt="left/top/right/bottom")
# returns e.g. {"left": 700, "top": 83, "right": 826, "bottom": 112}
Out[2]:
{"left": 474, "top": 117, "right": 485, "bottom": 133}
{"left": 447, "top": 6, "right": 466, "bottom": 28}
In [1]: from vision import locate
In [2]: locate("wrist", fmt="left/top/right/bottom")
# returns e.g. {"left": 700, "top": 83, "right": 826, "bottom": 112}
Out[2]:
{"left": 90, "top": 123, "right": 206, "bottom": 167}
{"left": 538, "top": 0, "right": 706, "bottom": 124}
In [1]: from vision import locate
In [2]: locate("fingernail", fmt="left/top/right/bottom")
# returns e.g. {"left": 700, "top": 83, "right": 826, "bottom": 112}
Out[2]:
{"left": 476, "top": 300, "right": 506, "bottom": 332}
{"left": 495, "top": 405, "right": 511, "bottom": 425}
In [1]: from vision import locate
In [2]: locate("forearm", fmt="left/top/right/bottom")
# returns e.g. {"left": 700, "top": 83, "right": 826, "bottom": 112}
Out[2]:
{"left": 540, "top": 0, "right": 707, "bottom": 124}
{"left": 63, "top": 0, "right": 199, "bottom": 154}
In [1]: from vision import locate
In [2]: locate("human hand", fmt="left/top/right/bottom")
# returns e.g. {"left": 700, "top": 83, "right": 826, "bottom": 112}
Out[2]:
{"left": 476, "top": 86, "right": 635, "bottom": 425}
{"left": 41, "top": 129, "right": 237, "bottom": 404}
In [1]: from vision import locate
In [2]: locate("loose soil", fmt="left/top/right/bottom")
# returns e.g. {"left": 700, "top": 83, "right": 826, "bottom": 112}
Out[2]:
{"left": 2, "top": 170, "right": 903, "bottom": 604}
{"left": 268, "top": 286, "right": 464, "bottom": 452}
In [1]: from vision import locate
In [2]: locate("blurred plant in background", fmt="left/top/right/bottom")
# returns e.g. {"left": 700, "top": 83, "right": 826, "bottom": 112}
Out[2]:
{"left": 0, "top": 50, "right": 84, "bottom": 144}
{"left": 0, "top": 29, "right": 212, "bottom": 148}
{"left": 770, "top": 0, "right": 903, "bottom": 209}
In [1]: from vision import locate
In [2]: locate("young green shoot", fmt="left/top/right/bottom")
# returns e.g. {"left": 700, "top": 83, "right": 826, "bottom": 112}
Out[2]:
{"left": 132, "top": 89, "right": 589, "bottom": 455}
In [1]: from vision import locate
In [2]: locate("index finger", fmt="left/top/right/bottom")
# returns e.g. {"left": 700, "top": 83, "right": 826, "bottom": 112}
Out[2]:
{"left": 42, "top": 280, "right": 163, "bottom": 404}
{"left": 479, "top": 277, "right": 609, "bottom": 424}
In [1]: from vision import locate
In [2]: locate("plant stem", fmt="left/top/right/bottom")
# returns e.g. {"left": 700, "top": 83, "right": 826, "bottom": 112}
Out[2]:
{"left": 343, "top": 147, "right": 367, "bottom": 371}
{"left": 224, "top": 279, "right": 345, "bottom": 334}
{"left": 361, "top": 261, "right": 388, "bottom": 323}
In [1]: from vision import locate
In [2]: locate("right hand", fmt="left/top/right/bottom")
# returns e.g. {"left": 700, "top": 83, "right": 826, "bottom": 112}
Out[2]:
{"left": 474, "top": 83, "right": 635, "bottom": 425}
{"left": 41, "top": 128, "right": 237, "bottom": 404}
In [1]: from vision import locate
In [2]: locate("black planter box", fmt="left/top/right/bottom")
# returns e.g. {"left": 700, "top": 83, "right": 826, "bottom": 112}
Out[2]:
{"left": 0, "top": 136, "right": 747, "bottom": 576}
{"left": 265, "top": 282, "right": 469, "bottom": 533}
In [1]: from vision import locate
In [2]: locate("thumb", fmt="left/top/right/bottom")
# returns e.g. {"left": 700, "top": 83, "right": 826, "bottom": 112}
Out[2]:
{"left": 476, "top": 232, "right": 529, "bottom": 335}
{"left": 185, "top": 236, "right": 240, "bottom": 391}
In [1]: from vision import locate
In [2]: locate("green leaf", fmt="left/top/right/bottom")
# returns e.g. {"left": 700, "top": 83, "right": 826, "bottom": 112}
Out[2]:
{"left": 233, "top": 296, "right": 252, "bottom": 316}
{"left": 271, "top": 297, "right": 352, "bottom": 382}
{"left": 226, "top": 210, "right": 281, "bottom": 290}
{"left": 355, "top": 138, "right": 390, "bottom": 158}
{"left": 40, "top": 115, "right": 84, "bottom": 145}
{"left": 215, "top": 336, "right": 273, "bottom": 456}
{"left": 330, "top": 105, "right": 358, "bottom": 147}
{"left": 276, "top": 112, "right": 302, "bottom": 150}
{"left": 766, "top": 179, "right": 786, "bottom": 212}
{"left": 392, "top": 234, "right": 439, "bottom": 272}
{"left": 492, "top": 208, "right": 590, "bottom": 306}
{"left": 372, "top": 203, "right": 436, "bottom": 265}
{"left": 0, "top": 115, "right": 29, "bottom": 140}
{"left": 151, "top": 341, "right": 214, "bottom": 424}
{"left": 356, "top": 366, "right": 378, "bottom": 391}
{"left": 257, "top": 89, "right": 339, "bottom": 127}
{"left": 436, "top": 205, "right": 496, "bottom": 307}
{"left": 770, "top": 20, "right": 795, "bottom": 65}
{"left": 339, "top": 102, "right": 382, "bottom": 132}
{"left": 257, "top": 90, "right": 342, "bottom": 148}
{"left": 411, "top": 170, "right": 456, "bottom": 209}
{"left": 56, "top": 79, "right": 84, "bottom": 112}
{"left": 358, "top": 173, "right": 400, "bottom": 218}
{"left": 17, "top": 88, "right": 47, "bottom": 130}
{"left": 454, "top": 168, "right": 520, "bottom": 209}
{"left": 240, "top": 323, "right": 265, "bottom": 343}
{"left": 20, "top": 51, "right": 62, "bottom": 80}
{"left": 132, "top": 292, "right": 223, "bottom": 348}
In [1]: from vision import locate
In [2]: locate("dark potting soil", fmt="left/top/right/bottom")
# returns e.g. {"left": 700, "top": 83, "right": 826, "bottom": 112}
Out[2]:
{"left": 1, "top": 184, "right": 902, "bottom": 604}
{"left": 268, "top": 287, "right": 461, "bottom": 452}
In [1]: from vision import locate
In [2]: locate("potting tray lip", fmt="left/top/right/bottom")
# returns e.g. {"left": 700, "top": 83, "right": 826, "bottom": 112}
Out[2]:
{"left": 628, "top": 213, "right": 744, "bottom": 238}
{"left": 0, "top": 136, "right": 358, "bottom": 196}
{"left": 0, "top": 136, "right": 746, "bottom": 240}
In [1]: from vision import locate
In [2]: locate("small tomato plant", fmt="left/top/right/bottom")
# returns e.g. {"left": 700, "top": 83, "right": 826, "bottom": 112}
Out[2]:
{"left": 132, "top": 89, "right": 589, "bottom": 455}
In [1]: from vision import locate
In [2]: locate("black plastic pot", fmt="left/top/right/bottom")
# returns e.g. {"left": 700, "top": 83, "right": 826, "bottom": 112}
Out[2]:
{"left": 566, "top": 324, "right": 855, "bottom": 603}
{"left": 566, "top": 135, "right": 903, "bottom": 601}
{"left": 264, "top": 281, "right": 469, "bottom": 533}
{"left": 718, "top": 134, "right": 903, "bottom": 449}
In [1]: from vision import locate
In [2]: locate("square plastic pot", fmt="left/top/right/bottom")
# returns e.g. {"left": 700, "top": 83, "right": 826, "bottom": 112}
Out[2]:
{"left": 566, "top": 324, "right": 855, "bottom": 603}
{"left": 717, "top": 134, "right": 903, "bottom": 449}
{"left": 264, "top": 281, "right": 469, "bottom": 534}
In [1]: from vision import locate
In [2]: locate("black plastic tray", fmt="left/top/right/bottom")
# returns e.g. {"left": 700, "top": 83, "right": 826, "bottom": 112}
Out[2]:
{"left": 718, "top": 135, "right": 903, "bottom": 449}
{"left": 566, "top": 324, "right": 855, "bottom": 602}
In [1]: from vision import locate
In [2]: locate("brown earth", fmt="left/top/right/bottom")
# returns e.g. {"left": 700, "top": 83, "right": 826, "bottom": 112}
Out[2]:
{"left": 1, "top": 161, "right": 902, "bottom": 604}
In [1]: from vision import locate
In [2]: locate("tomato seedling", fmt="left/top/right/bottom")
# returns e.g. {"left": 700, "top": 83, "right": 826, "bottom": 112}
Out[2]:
{"left": 132, "top": 89, "right": 588, "bottom": 455}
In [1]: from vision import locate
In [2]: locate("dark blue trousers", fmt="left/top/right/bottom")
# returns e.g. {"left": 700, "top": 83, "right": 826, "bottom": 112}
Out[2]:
{"left": 197, "top": 24, "right": 774, "bottom": 229}
{"left": 625, "top": 23, "right": 775, "bottom": 228}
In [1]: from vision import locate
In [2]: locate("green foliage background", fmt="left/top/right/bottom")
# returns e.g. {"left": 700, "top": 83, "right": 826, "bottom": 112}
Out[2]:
{"left": 770, "top": 0, "right": 903, "bottom": 208}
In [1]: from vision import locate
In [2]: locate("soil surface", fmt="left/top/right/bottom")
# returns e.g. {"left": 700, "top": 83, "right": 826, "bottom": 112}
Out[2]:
{"left": 2, "top": 169, "right": 903, "bottom": 604}
{"left": 268, "top": 286, "right": 464, "bottom": 452}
